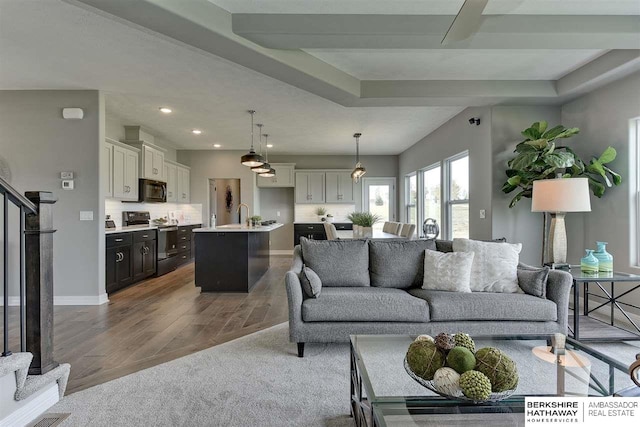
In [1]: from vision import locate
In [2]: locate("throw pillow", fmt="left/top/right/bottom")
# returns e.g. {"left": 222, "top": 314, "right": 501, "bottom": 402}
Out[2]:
{"left": 300, "top": 266, "right": 322, "bottom": 298}
{"left": 422, "top": 249, "right": 475, "bottom": 293}
{"left": 436, "top": 238, "right": 506, "bottom": 253}
{"left": 369, "top": 239, "right": 437, "bottom": 289}
{"left": 517, "top": 266, "right": 550, "bottom": 298}
{"left": 452, "top": 238, "right": 522, "bottom": 293}
{"left": 300, "top": 237, "right": 370, "bottom": 287}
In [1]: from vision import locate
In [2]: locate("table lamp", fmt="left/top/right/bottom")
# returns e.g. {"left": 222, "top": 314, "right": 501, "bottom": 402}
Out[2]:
{"left": 531, "top": 178, "right": 591, "bottom": 270}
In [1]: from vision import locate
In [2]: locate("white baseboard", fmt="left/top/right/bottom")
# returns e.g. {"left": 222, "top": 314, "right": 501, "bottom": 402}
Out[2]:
{"left": 270, "top": 250, "right": 293, "bottom": 256}
{"left": 5, "top": 294, "right": 109, "bottom": 306}
{"left": 0, "top": 383, "right": 59, "bottom": 427}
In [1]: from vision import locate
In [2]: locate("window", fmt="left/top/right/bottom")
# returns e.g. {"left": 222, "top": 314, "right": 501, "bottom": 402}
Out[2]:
{"left": 446, "top": 154, "right": 469, "bottom": 239}
{"left": 405, "top": 174, "right": 417, "bottom": 228}
{"left": 422, "top": 164, "right": 441, "bottom": 234}
{"left": 635, "top": 118, "right": 640, "bottom": 266}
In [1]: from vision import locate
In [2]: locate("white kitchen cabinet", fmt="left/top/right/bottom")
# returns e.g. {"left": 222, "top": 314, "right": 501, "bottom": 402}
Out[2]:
{"left": 257, "top": 163, "right": 295, "bottom": 188}
{"left": 177, "top": 165, "right": 190, "bottom": 203}
{"left": 325, "top": 172, "right": 354, "bottom": 203}
{"left": 103, "top": 141, "right": 113, "bottom": 198}
{"left": 164, "top": 162, "right": 178, "bottom": 202}
{"left": 295, "top": 172, "right": 325, "bottom": 204}
{"left": 112, "top": 144, "right": 139, "bottom": 201}
{"left": 141, "top": 145, "right": 165, "bottom": 181}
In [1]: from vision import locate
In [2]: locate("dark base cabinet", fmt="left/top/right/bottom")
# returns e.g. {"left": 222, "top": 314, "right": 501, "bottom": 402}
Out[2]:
{"left": 155, "top": 224, "right": 200, "bottom": 276}
{"left": 106, "top": 230, "right": 156, "bottom": 294}
{"left": 293, "top": 222, "right": 352, "bottom": 245}
{"left": 195, "top": 231, "right": 270, "bottom": 292}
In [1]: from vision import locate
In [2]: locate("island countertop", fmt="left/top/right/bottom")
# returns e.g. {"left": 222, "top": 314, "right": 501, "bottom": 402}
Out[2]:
{"left": 193, "top": 223, "right": 284, "bottom": 233}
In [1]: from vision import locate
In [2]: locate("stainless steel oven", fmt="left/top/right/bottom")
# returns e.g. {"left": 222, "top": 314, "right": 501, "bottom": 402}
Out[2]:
{"left": 139, "top": 179, "right": 167, "bottom": 203}
{"left": 157, "top": 226, "right": 178, "bottom": 261}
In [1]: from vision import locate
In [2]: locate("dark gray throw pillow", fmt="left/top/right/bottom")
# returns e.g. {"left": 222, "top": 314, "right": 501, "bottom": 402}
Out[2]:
{"left": 369, "top": 240, "right": 437, "bottom": 289}
{"left": 300, "top": 266, "right": 322, "bottom": 298}
{"left": 435, "top": 238, "right": 506, "bottom": 253}
{"left": 300, "top": 237, "right": 370, "bottom": 287}
{"left": 517, "top": 266, "right": 550, "bottom": 298}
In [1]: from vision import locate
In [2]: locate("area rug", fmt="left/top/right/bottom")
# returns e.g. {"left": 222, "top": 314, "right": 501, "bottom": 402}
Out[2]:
{"left": 50, "top": 323, "right": 640, "bottom": 426}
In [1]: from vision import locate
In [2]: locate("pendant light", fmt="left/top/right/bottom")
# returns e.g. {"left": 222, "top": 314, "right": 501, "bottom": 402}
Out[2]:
{"left": 251, "top": 124, "right": 271, "bottom": 173}
{"left": 351, "top": 132, "right": 366, "bottom": 183}
{"left": 259, "top": 134, "right": 276, "bottom": 178}
{"left": 241, "top": 110, "right": 264, "bottom": 167}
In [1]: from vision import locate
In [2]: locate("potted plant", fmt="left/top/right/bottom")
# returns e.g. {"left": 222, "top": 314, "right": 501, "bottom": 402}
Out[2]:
{"left": 249, "top": 215, "right": 262, "bottom": 228}
{"left": 358, "top": 212, "right": 382, "bottom": 238}
{"left": 501, "top": 121, "right": 622, "bottom": 208}
{"left": 347, "top": 212, "right": 363, "bottom": 238}
{"left": 314, "top": 206, "right": 327, "bottom": 222}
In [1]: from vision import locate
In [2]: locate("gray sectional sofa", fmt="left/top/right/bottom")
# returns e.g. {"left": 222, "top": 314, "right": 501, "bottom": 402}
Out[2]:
{"left": 285, "top": 238, "right": 573, "bottom": 357}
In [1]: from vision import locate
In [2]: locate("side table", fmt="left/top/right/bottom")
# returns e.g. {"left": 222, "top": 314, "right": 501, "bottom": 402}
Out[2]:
{"left": 569, "top": 268, "right": 640, "bottom": 341}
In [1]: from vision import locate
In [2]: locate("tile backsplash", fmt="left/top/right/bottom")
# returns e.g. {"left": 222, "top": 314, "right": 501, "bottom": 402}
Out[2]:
{"left": 105, "top": 199, "right": 203, "bottom": 226}
{"left": 294, "top": 204, "right": 355, "bottom": 223}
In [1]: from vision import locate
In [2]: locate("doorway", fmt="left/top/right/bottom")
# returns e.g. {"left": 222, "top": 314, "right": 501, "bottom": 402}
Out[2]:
{"left": 209, "top": 179, "right": 241, "bottom": 226}
{"left": 362, "top": 177, "right": 396, "bottom": 230}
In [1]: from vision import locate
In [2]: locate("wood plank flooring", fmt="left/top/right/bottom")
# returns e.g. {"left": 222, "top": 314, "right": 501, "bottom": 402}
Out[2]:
{"left": 1, "top": 256, "right": 291, "bottom": 394}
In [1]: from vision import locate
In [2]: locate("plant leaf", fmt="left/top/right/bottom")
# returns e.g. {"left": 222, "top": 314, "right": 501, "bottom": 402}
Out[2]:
{"left": 515, "top": 142, "right": 537, "bottom": 153}
{"left": 587, "top": 177, "right": 605, "bottom": 198}
{"left": 602, "top": 165, "right": 622, "bottom": 185}
{"left": 521, "top": 127, "right": 539, "bottom": 141}
{"left": 598, "top": 146, "right": 617, "bottom": 164}
{"left": 541, "top": 125, "right": 565, "bottom": 140}
{"left": 545, "top": 152, "right": 575, "bottom": 168}
{"left": 507, "top": 175, "right": 521, "bottom": 186}
{"left": 553, "top": 127, "right": 580, "bottom": 140}
{"left": 502, "top": 182, "right": 518, "bottom": 194}
{"left": 537, "top": 121, "right": 548, "bottom": 135}
{"left": 509, "top": 152, "right": 539, "bottom": 170}
{"left": 524, "top": 138, "right": 549, "bottom": 149}
{"left": 505, "top": 169, "right": 519, "bottom": 178}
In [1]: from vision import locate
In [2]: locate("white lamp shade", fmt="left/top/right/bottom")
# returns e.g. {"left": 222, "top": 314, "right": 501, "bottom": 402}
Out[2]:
{"left": 531, "top": 178, "right": 591, "bottom": 213}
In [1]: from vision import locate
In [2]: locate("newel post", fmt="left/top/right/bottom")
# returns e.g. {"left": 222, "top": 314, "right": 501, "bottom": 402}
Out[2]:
{"left": 24, "top": 191, "right": 58, "bottom": 375}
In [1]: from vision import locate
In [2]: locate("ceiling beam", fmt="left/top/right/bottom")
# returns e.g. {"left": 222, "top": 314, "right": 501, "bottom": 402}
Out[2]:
{"left": 232, "top": 14, "right": 640, "bottom": 49}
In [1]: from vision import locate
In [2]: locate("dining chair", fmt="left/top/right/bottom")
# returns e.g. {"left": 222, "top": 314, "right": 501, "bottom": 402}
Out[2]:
{"left": 323, "top": 222, "right": 339, "bottom": 240}
{"left": 389, "top": 222, "right": 402, "bottom": 235}
{"left": 382, "top": 222, "right": 393, "bottom": 233}
{"left": 400, "top": 223, "right": 416, "bottom": 239}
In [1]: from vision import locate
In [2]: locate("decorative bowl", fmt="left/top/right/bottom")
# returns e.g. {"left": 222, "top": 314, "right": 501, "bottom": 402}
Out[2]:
{"left": 403, "top": 357, "right": 516, "bottom": 403}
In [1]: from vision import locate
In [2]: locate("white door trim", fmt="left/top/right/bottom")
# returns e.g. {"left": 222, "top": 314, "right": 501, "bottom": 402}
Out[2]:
{"left": 361, "top": 177, "right": 397, "bottom": 221}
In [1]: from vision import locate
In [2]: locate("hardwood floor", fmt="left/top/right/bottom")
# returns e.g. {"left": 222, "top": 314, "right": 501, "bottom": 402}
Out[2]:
{"left": 1, "top": 256, "right": 291, "bottom": 394}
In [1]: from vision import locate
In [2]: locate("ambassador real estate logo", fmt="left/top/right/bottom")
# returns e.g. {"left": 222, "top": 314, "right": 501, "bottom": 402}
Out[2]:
{"left": 525, "top": 397, "right": 639, "bottom": 426}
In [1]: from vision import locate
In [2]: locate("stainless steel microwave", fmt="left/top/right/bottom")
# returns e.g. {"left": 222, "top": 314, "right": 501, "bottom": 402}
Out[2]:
{"left": 138, "top": 179, "right": 166, "bottom": 203}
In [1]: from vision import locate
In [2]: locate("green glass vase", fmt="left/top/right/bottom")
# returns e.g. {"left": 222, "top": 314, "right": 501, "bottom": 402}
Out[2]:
{"left": 593, "top": 241, "right": 613, "bottom": 273}
{"left": 580, "top": 250, "right": 599, "bottom": 276}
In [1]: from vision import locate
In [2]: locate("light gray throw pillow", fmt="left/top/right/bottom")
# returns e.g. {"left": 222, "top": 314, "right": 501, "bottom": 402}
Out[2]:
{"left": 369, "top": 240, "right": 437, "bottom": 289}
{"left": 300, "top": 237, "right": 370, "bottom": 287}
{"left": 422, "top": 249, "right": 474, "bottom": 293}
{"left": 517, "top": 266, "right": 550, "bottom": 298}
{"left": 452, "top": 238, "right": 522, "bottom": 293}
{"left": 300, "top": 266, "right": 322, "bottom": 298}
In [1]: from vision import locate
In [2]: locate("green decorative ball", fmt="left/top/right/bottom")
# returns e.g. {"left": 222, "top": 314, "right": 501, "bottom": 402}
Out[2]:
{"left": 453, "top": 333, "right": 475, "bottom": 353}
{"left": 459, "top": 370, "right": 492, "bottom": 400}
{"left": 475, "top": 347, "right": 519, "bottom": 392}
{"left": 446, "top": 346, "right": 476, "bottom": 374}
{"left": 406, "top": 340, "right": 445, "bottom": 381}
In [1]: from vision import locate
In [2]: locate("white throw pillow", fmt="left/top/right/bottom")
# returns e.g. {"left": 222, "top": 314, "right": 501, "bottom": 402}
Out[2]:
{"left": 452, "top": 238, "right": 522, "bottom": 293}
{"left": 422, "top": 249, "right": 475, "bottom": 293}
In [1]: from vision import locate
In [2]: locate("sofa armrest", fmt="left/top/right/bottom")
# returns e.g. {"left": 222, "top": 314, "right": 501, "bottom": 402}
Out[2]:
{"left": 545, "top": 269, "right": 573, "bottom": 333}
{"left": 285, "top": 271, "right": 304, "bottom": 341}
{"left": 290, "top": 245, "right": 303, "bottom": 274}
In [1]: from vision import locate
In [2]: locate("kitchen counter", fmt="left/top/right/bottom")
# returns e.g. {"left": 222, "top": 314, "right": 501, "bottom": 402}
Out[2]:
{"left": 194, "top": 223, "right": 283, "bottom": 292}
{"left": 105, "top": 222, "right": 202, "bottom": 234}
{"left": 193, "top": 223, "right": 283, "bottom": 233}
{"left": 293, "top": 221, "right": 351, "bottom": 224}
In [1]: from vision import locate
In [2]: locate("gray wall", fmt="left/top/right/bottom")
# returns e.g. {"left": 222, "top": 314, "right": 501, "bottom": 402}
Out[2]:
{"left": 0, "top": 90, "right": 104, "bottom": 301}
{"left": 491, "top": 106, "right": 562, "bottom": 265}
{"left": 398, "top": 107, "right": 493, "bottom": 241}
{"left": 258, "top": 187, "right": 295, "bottom": 251}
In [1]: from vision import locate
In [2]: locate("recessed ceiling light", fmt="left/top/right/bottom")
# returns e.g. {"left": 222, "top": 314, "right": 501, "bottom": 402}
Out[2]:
{"left": 191, "top": 129, "right": 202, "bottom": 135}
{"left": 213, "top": 144, "right": 221, "bottom": 148}
{"left": 266, "top": 144, "right": 273, "bottom": 148}
{"left": 159, "top": 107, "right": 172, "bottom": 114}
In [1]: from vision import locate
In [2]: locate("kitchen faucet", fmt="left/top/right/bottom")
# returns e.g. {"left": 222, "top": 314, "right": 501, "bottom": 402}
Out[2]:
{"left": 237, "top": 203, "right": 250, "bottom": 226}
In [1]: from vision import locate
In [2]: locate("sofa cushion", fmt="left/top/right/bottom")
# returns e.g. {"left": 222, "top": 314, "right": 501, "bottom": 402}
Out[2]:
{"left": 369, "top": 240, "right": 437, "bottom": 289}
{"left": 302, "top": 287, "right": 430, "bottom": 322}
{"left": 300, "top": 237, "right": 370, "bottom": 287}
{"left": 300, "top": 266, "right": 322, "bottom": 298}
{"left": 407, "top": 289, "right": 557, "bottom": 322}
{"left": 436, "top": 238, "right": 506, "bottom": 253}
{"left": 517, "top": 266, "right": 550, "bottom": 298}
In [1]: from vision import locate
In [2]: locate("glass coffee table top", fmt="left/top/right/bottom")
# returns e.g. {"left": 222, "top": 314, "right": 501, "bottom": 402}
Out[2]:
{"left": 350, "top": 334, "right": 638, "bottom": 427}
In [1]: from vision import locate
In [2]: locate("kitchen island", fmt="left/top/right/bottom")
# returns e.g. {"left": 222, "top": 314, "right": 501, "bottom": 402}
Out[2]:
{"left": 193, "top": 223, "right": 284, "bottom": 292}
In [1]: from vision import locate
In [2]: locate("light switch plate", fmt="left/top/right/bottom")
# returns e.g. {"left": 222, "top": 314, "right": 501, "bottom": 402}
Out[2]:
{"left": 479, "top": 209, "right": 486, "bottom": 219}
{"left": 60, "top": 171, "right": 74, "bottom": 179}
{"left": 80, "top": 211, "right": 94, "bottom": 221}
{"left": 62, "top": 180, "right": 74, "bottom": 190}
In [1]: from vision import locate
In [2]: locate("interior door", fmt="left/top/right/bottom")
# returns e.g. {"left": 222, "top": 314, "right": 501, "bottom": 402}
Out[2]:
{"left": 362, "top": 178, "right": 396, "bottom": 230}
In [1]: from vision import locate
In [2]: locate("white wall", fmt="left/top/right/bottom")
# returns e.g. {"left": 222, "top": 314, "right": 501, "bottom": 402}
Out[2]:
{"left": 0, "top": 90, "right": 104, "bottom": 304}
{"left": 105, "top": 114, "right": 178, "bottom": 162}
{"left": 398, "top": 107, "right": 493, "bottom": 241}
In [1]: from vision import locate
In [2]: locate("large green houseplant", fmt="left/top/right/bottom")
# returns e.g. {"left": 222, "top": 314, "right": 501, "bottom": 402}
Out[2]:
{"left": 502, "top": 121, "right": 622, "bottom": 208}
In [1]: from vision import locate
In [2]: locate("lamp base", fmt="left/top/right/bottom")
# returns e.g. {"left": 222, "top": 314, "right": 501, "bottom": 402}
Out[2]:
{"left": 544, "top": 262, "right": 571, "bottom": 271}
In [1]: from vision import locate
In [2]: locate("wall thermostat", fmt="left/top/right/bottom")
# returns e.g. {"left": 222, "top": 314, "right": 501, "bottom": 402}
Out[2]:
{"left": 62, "top": 108, "right": 84, "bottom": 120}
{"left": 62, "top": 180, "right": 74, "bottom": 190}
{"left": 61, "top": 171, "right": 74, "bottom": 179}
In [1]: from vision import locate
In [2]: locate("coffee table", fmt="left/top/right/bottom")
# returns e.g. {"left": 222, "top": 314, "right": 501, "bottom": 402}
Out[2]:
{"left": 350, "top": 334, "right": 635, "bottom": 427}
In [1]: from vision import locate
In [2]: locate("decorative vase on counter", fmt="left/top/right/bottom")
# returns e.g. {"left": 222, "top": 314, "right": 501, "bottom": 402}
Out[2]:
{"left": 362, "top": 227, "right": 373, "bottom": 238}
{"left": 580, "top": 250, "right": 599, "bottom": 276}
{"left": 593, "top": 241, "right": 613, "bottom": 273}
{"left": 353, "top": 225, "right": 361, "bottom": 238}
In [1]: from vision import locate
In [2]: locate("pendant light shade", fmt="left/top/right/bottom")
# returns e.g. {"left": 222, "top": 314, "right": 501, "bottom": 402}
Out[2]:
{"left": 251, "top": 124, "right": 271, "bottom": 173}
{"left": 351, "top": 133, "right": 366, "bottom": 183}
{"left": 241, "top": 110, "right": 264, "bottom": 167}
{"left": 258, "top": 134, "right": 276, "bottom": 178}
